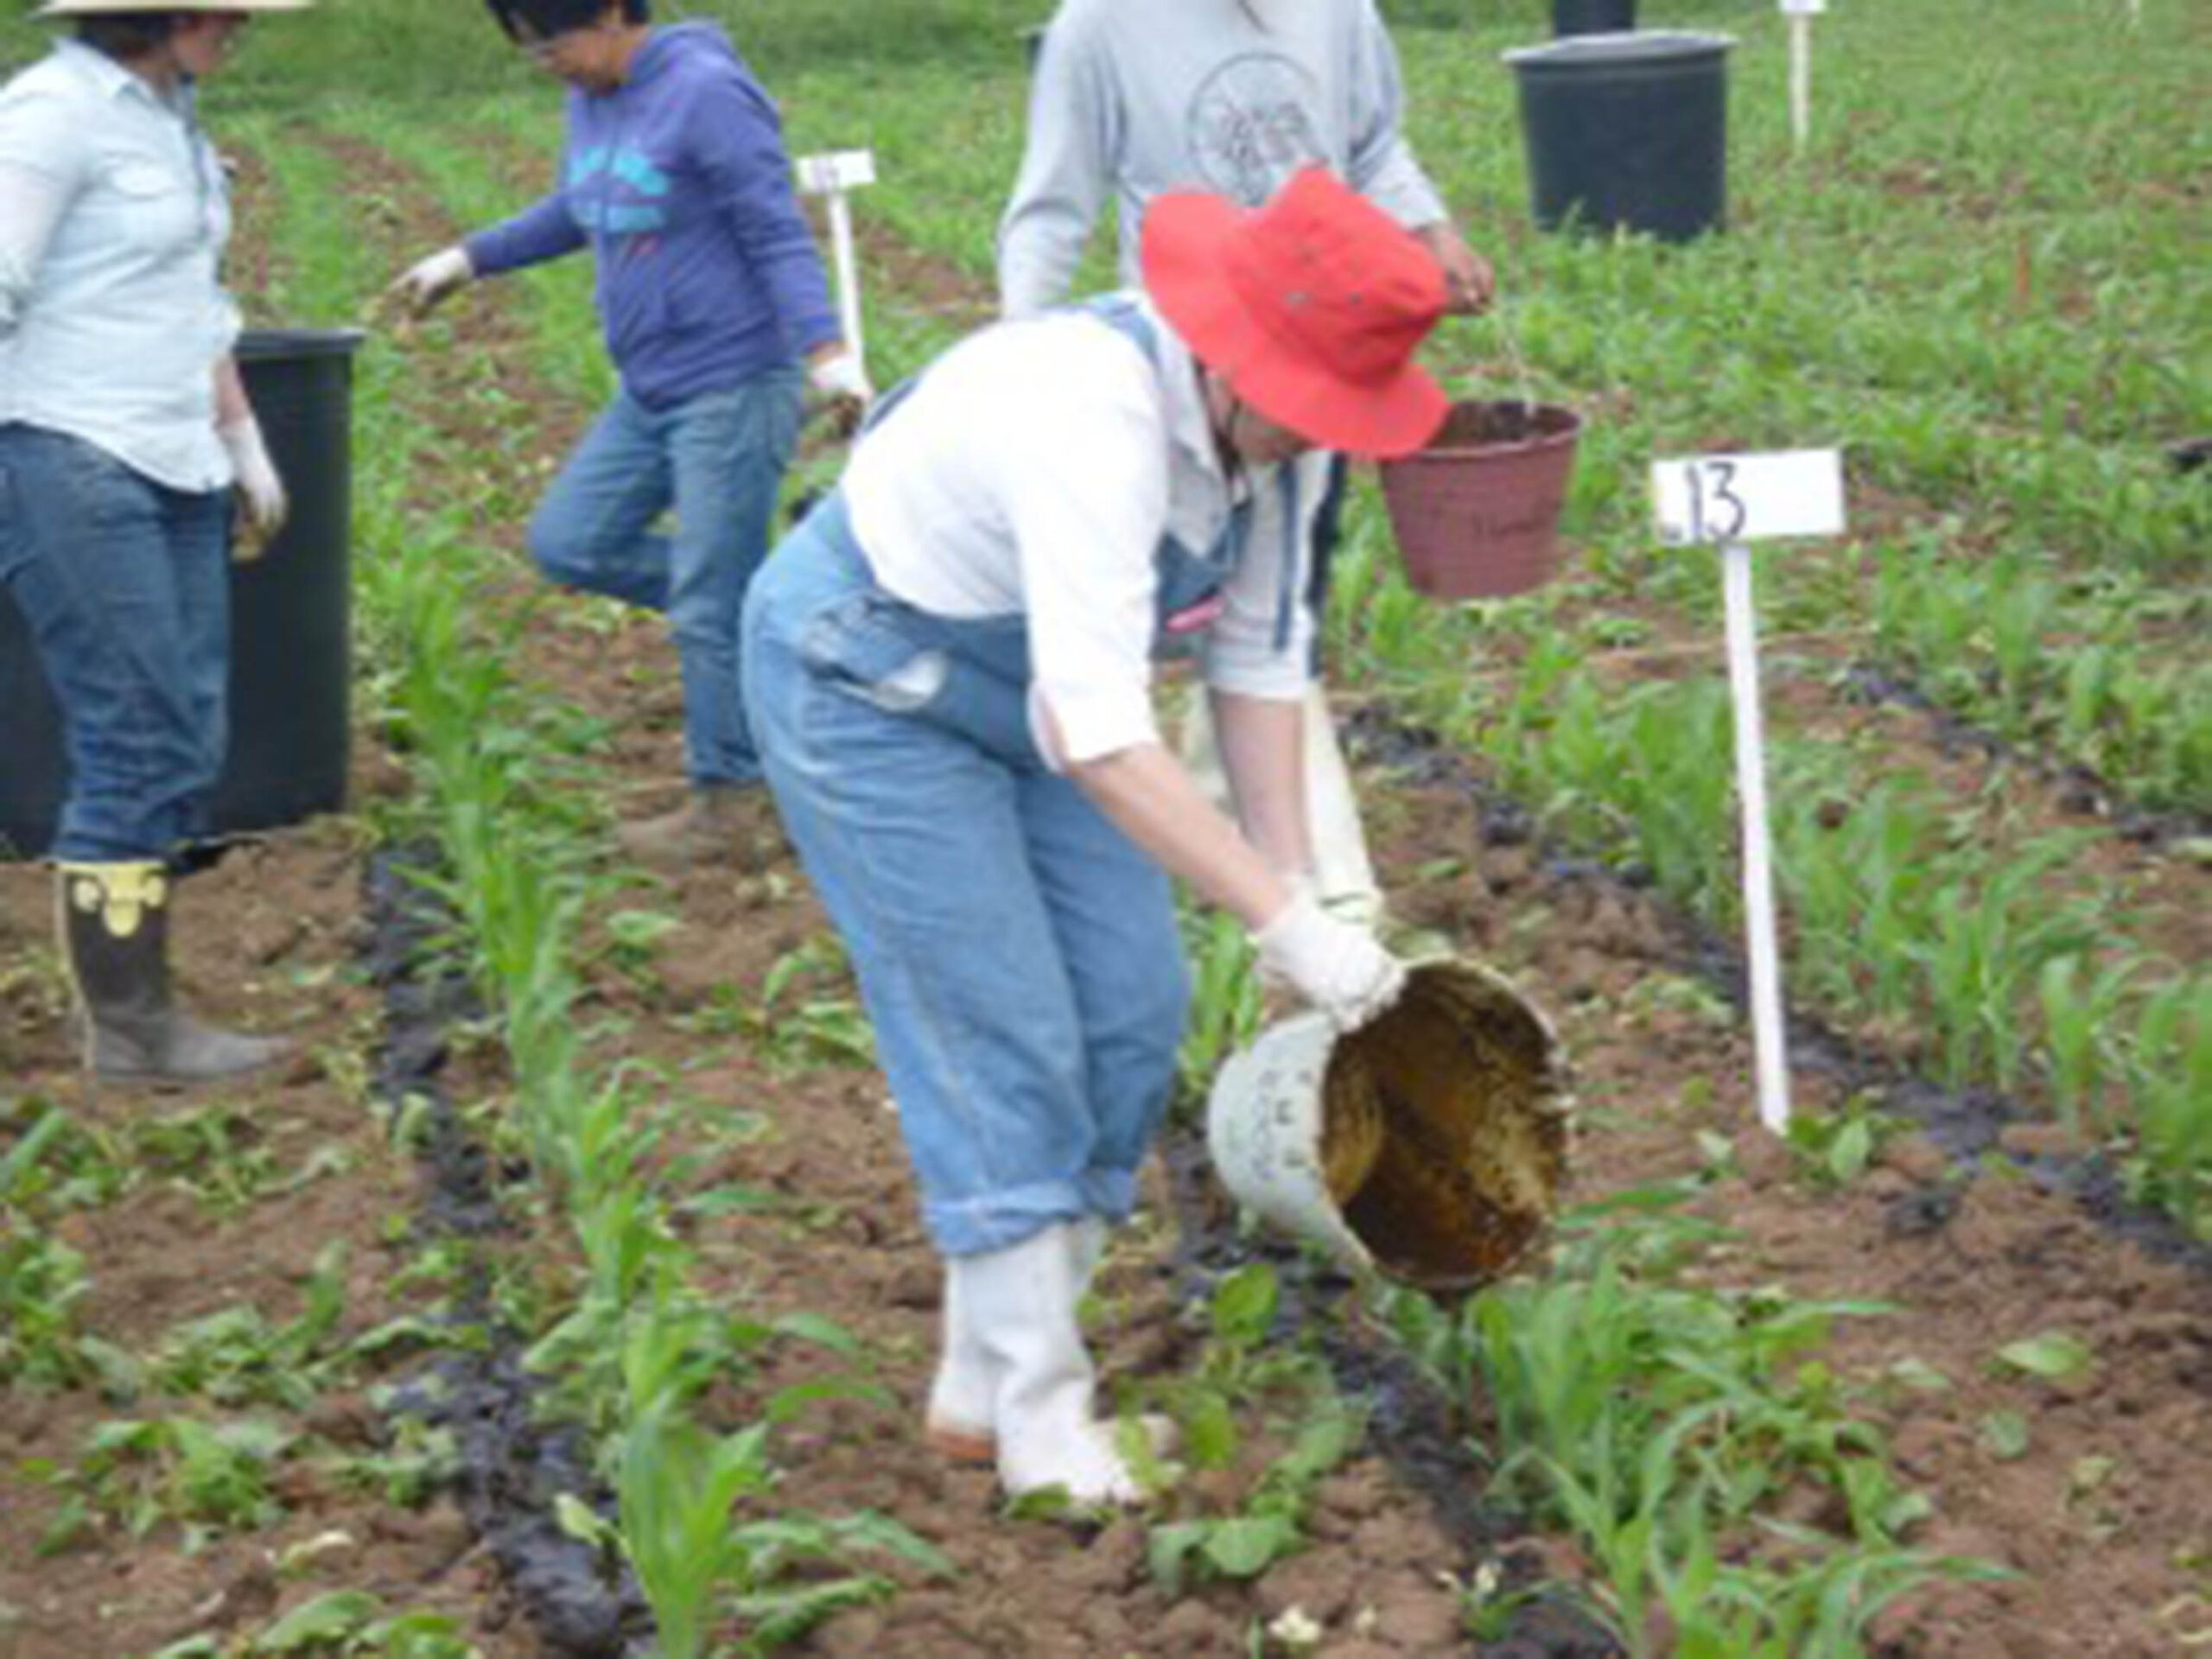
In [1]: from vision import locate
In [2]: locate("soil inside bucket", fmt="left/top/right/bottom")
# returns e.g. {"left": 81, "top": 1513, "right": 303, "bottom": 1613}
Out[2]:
{"left": 1424, "top": 399, "right": 1580, "bottom": 452}
{"left": 1322, "top": 963, "right": 1569, "bottom": 1292}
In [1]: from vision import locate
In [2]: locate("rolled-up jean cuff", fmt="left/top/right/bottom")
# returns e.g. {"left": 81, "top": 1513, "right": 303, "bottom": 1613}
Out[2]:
{"left": 928, "top": 1178, "right": 1088, "bottom": 1259}
{"left": 1078, "top": 1166, "right": 1140, "bottom": 1223}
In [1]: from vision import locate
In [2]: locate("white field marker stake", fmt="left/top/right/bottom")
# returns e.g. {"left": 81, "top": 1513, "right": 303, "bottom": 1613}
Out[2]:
{"left": 795, "top": 149, "right": 877, "bottom": 376}
{"left": 1652, "top": 448, "right": 1847, "bottom": 1134}
{"left": 1780, "top": 0, "right": 1826, "bottom": 153}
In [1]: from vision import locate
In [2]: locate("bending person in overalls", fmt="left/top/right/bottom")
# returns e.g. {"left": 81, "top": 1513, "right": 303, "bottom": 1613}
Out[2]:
{"left": 741, "top": 169, "right": 1447, "bottom": 1503}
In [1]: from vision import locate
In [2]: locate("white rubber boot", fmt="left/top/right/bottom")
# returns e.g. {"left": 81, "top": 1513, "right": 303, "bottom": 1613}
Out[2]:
{"left": 1068, "top": 1214, "right": 1108, "bottom": 1294}
{"left": 954, "top": 1224, "right": 1139, "bottom": 1504}
{"left": 925, "top": 1216, "right": 1125, "bottom": 1468}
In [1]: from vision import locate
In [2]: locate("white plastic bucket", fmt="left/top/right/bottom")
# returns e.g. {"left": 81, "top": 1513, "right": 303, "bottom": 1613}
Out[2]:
{"left": 1205, "top": 959, "right": 1571, "bottom": 1292}
{"left": 1205, "top": 1007, "right": 1379, "bottom": 1278}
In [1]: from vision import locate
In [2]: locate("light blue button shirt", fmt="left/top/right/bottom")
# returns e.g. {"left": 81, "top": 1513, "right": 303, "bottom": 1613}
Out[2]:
{"left": 0, "top": 39, "right": 239, "bottom": 491}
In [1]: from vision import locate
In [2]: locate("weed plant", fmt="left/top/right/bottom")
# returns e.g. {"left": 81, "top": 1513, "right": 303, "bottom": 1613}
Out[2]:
{"left": 0, "top": 1108, "right": 96, "bottom": 1389}
{"left": 30, "top": 1415, "right": 296, "bottom": 1553}
{"left": 153, "top": 1590, "right": 481, "bottom": 1658}
{"left": 149, "top": 1244, "right": 352, "bottom": 1410}
{"left": 1176, "top": 907, "right": 1266, "bottom": 1107}
{"left": 1139, "top": 1265, "right": 1366, "bottom": 1596}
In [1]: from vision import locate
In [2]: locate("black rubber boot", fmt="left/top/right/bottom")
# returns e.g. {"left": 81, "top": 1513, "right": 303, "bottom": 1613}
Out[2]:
{"left": 54, "top": 862, "right": 288, "bottom": 1085}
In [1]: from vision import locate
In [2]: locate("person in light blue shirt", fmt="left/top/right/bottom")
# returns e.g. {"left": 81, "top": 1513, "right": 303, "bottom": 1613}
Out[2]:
{"left": 0, "top": 0, "right": 308, "bottom": 1085}
{"left": 389, "top": 0, "right": 870, "bottom": 873}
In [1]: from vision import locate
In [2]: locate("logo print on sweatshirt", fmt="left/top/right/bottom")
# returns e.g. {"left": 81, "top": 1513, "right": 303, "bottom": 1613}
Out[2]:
{"left": 1185, "top": 54, "right": 1327, "bottom": 207}
{"left": 567, "top": 144, "right": 671, "bottom": 235}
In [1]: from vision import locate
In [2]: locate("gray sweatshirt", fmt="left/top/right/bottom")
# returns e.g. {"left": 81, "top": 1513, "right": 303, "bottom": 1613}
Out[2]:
{"left": 999, "top": 0, "right": 1449, "bottom": 318}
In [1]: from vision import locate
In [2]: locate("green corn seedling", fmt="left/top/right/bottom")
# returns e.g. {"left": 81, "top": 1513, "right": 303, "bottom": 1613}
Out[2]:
{"left": 2127, "top": 976, "right": 2212, "bottom": 1236}
{"left": 1910, "top": 837, "right": 2100, "bottom": 1093}
{"left": 617, "top": 1402, "right": 777, "bottom": 1659}
{"left": 2035, "top": 954, "right": 2141, "bottom": 1135}
{"left": 1177, "top": 907, "right": 1264, "bottom": 1103}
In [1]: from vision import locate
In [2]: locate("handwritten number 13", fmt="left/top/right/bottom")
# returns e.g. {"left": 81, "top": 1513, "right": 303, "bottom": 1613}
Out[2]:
{"left": 1686, "top": 461, "right": 1748, "bottom": 543}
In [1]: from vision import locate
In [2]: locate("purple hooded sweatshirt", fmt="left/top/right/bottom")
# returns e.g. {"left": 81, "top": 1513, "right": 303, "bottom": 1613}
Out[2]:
{"left": 463, "top": 22, "right": 838, "bottom": 410}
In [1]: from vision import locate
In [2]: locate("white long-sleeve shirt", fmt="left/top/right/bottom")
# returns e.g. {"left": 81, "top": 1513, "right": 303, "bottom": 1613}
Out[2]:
{"left": 998, "top": 0, "right": 1446, "bottom": 321}
{"left": 842, "top": 296, "right": 1314, "bottom": 767}
{"left": 0, "top": 40, "right": 238, "bottom": 490}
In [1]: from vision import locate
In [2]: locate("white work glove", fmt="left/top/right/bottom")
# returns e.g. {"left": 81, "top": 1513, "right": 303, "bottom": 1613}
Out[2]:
{"left": 1251, "top": 893, "right": 1408, "bottom": 1033}
{"left": 808, "top": 349, "right": 873, "bottom": 433}
{"left": 219, "top": 416, "right": 285, "bottom": 562}
{"left": 387, "top": 245, "right": 474, "bottom": 318}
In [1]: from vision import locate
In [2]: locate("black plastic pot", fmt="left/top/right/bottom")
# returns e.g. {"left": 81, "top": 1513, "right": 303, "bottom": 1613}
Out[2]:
{"left": 1504, "top": 30, "right": 1736, "bottom": 244}
{"left": 0, "top": 327, "right": 363, "bottom": 859}
{"left": 1552, "top": 0, "right": 1637, "bottom": 36}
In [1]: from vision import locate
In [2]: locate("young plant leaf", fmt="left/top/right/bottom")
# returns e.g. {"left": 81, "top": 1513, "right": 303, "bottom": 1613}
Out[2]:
{"left": 1995, "top": 1332, "right": 2094, "bottom": 1382}
{"left": 1980, "top": 1411, "right": 2031, "bottom": 1460}
{"left": 251, "top": 1589, "right": 383, "bottom": 1652}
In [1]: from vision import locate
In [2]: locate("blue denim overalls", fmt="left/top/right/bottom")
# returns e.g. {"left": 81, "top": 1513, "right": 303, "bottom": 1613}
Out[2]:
{"left": 740, "top": 298, "right": 1296, "bottom": 1256}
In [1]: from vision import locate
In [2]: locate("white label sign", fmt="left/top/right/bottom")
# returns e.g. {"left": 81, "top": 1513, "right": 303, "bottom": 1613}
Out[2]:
{"left": 1652, "top": 448, "right": 1846, "bottom": 546}
{"left": 796, "top": 149, "right": 877, "bottom": 194}
{"left": 1779, "top": 0, "right": 1827, "bottom": 14}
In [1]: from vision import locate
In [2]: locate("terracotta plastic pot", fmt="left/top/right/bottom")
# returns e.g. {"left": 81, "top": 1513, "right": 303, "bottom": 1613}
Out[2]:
{"left": 1378, "top": 399, "right": 1582, "bottom": 601}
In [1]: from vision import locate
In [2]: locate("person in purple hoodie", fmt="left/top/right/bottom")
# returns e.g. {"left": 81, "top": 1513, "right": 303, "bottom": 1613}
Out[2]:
{"left": 388, "top": 0, "right": 868, "bottom": 870}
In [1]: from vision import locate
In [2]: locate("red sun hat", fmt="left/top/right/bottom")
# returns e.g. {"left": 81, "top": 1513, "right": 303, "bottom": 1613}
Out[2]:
{"left": 1141, "top": 167, "right": 1450, "bottom": 461}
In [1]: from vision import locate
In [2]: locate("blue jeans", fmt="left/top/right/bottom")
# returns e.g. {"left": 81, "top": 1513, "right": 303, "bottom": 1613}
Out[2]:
{"left": 742, "top": 497, "right": 1190, "bottom": 1257}
{"left": 528, "top": 372, "right": 802, "bottom": 786}
{"left": 0, "top": 424, "right": 231, "bottom": 862}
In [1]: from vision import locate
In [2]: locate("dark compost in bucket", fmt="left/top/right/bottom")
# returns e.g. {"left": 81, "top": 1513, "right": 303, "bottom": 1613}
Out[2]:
{"left": 1320, "top": 962, "right": 1571, "bottom": 1292}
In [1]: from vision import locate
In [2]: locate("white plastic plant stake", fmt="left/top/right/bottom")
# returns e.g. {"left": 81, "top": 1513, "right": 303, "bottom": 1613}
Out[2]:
{"left": 795, "top": 149, "right": 877, "bottom": 375}
{"left": 1779, "top": 0, "right": 1826, "bottom": 153}
{"left": 1652, "top": 448, "right": 1846, "bottom": 1135}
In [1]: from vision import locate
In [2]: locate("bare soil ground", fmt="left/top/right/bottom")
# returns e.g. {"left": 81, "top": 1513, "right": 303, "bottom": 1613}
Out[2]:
{"left": 0, "top": 812, "right": 543, "bottom": 1659}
